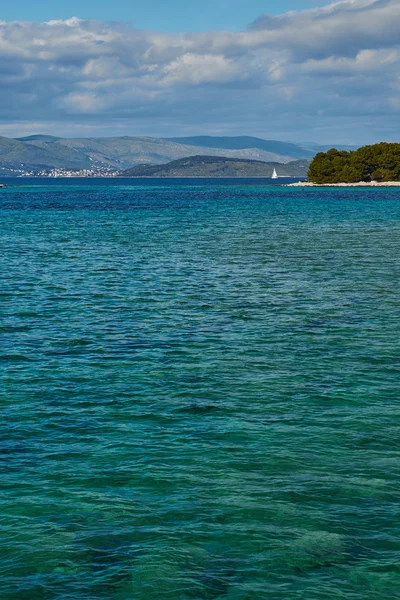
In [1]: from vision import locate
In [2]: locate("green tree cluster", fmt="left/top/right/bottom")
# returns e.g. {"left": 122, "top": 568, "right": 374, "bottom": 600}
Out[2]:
{"left": 307, "top": 143, "right": 400, "bottom": 183}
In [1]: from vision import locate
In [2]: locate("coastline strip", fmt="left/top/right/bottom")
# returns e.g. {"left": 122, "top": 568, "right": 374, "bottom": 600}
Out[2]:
{"left": 287, "top": 181, "right": 400, "bottom": 187}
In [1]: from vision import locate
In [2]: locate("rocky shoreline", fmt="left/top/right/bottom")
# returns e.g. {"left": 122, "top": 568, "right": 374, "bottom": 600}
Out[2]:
{"left": 287, "top": 181, "right": 400, "bottom": 187}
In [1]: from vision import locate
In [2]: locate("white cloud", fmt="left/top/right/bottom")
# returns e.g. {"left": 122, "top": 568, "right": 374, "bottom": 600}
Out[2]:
{"left": 162, "top": 53, "right": 240, "bottom": 85}
{"left": 58, "top": 91, "right": 108, "bottom": 113}
{"left": 0, "top": 0, "right": 399, "bottom": 143}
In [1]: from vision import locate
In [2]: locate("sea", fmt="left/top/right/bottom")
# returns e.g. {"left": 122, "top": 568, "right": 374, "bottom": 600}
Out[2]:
{"left": 1, "top": 177, "right": 400, "bottom": 599}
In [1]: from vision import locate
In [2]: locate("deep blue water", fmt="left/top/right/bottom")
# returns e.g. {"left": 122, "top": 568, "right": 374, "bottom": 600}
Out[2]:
{"left": 1, "top": 178, "right": 400, "bottom": 599}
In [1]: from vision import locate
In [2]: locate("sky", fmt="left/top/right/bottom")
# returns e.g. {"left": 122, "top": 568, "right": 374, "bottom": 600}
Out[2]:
{"left": 1, "top": 1, "right": 331, "bottom": 32}
{"left": 1, "top": 0, "right": 399, "bottom": 144}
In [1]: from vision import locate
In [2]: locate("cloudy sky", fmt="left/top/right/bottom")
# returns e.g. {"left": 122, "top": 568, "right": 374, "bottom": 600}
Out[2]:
{"left": 1, "top": 0, "right": 399, "bottom": 143}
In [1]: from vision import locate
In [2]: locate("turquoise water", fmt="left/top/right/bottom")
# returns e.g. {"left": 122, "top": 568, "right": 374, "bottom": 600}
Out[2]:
{"left": 1, "top": 178, "right": 400, "bottom": 599}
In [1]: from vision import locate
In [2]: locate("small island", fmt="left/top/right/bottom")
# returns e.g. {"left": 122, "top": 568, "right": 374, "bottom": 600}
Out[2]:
{"left": 300, "top": 142, "right": 400, "bottom": 185}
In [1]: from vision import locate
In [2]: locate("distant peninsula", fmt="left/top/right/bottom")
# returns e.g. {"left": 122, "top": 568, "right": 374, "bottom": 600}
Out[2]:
{"left": 307, "top": 142, "right": 400, "bottom": 184}
{"left": 0, "top": 135, "right": 356, "bottom": 177}
{"left": 119, "top": 155, "right": 310, "bottom": 178}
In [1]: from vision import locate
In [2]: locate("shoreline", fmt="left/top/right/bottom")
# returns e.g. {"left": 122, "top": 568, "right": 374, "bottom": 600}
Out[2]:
{"left": 287, "top": 181, "right": 400, "bottom": 187}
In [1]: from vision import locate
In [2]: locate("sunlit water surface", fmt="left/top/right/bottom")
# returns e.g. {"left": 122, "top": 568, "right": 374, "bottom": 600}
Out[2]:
{"left": 1, "top": 178, "right": 400, "bottom": 599}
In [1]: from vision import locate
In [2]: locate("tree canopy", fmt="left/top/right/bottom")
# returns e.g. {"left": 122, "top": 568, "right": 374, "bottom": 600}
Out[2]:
{"left": 307, "top": 143, "right": 400, "bottom": 183}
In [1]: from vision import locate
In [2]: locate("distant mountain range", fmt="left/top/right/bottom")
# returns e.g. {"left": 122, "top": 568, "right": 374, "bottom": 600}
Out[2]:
{"left": 0, "top": 134, "right": 357, "bottom": 174}
{"left": 164, "top": 136, "right": 315, "bottom": 159}
{"left": 120, "top": 155, "right": 310, "bottom": 178}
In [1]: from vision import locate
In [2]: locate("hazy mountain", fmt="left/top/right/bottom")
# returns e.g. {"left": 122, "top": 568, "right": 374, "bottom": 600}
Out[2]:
{"left": 120, "top": 155, "right": 310, "bottom": 178}
{"left": 16, "top": 136, "right": 297, "bottom": 168}
{"left": 164, "top": 136, "right": 317, "bottom": 159}
{"left": 297, "top": 141, "right": 358, "bottom": 153}
{"left": 16, "top": 135, "right": 62, "bottom": 142}
{"left": 0, "top": 136, "right": 92, "bottom": 170}
{"left": 0, "top": 135, "right": 354, "bottom": 173}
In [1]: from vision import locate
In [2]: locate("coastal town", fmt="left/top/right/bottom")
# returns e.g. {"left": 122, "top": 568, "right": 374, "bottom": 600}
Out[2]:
{"left": 19, "top": 167, "right": 119, "bottom": 178}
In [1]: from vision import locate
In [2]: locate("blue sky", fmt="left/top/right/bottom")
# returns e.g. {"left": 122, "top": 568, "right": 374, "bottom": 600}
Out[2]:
{"left": 3, "top": 0, "right": 330, "bottom": 32}
{"left": 1, "top": 0, "right": 399, "bottom": 144}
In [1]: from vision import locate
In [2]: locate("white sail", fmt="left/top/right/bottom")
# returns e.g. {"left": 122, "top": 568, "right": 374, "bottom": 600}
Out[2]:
{"left": 272, "top": 168, "right": 278, "bottom": 179}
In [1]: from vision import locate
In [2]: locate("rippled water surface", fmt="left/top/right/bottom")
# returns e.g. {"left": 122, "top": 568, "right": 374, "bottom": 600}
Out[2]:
{"left": 1, "top": 178, "right": 400, "bottom": 599}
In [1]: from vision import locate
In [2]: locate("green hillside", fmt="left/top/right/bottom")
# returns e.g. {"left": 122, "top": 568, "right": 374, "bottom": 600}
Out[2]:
{"left": 120, "top": 155, "right": 310, "bottom": 178}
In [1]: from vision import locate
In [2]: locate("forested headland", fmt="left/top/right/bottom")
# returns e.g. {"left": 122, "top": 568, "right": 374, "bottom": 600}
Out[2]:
{"left": 308, "top": 143, "right": 400, "bottom": 183}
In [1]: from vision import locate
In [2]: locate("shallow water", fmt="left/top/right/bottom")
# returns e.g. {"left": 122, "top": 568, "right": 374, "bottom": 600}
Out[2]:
{"left": 1, "top": 178, "right": 400, "bottom": 599}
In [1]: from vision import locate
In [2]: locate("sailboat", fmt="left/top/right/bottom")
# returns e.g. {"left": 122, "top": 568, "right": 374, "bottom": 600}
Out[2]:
{"left": 272, "top": 168, "right": 278, "bottom": 179}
